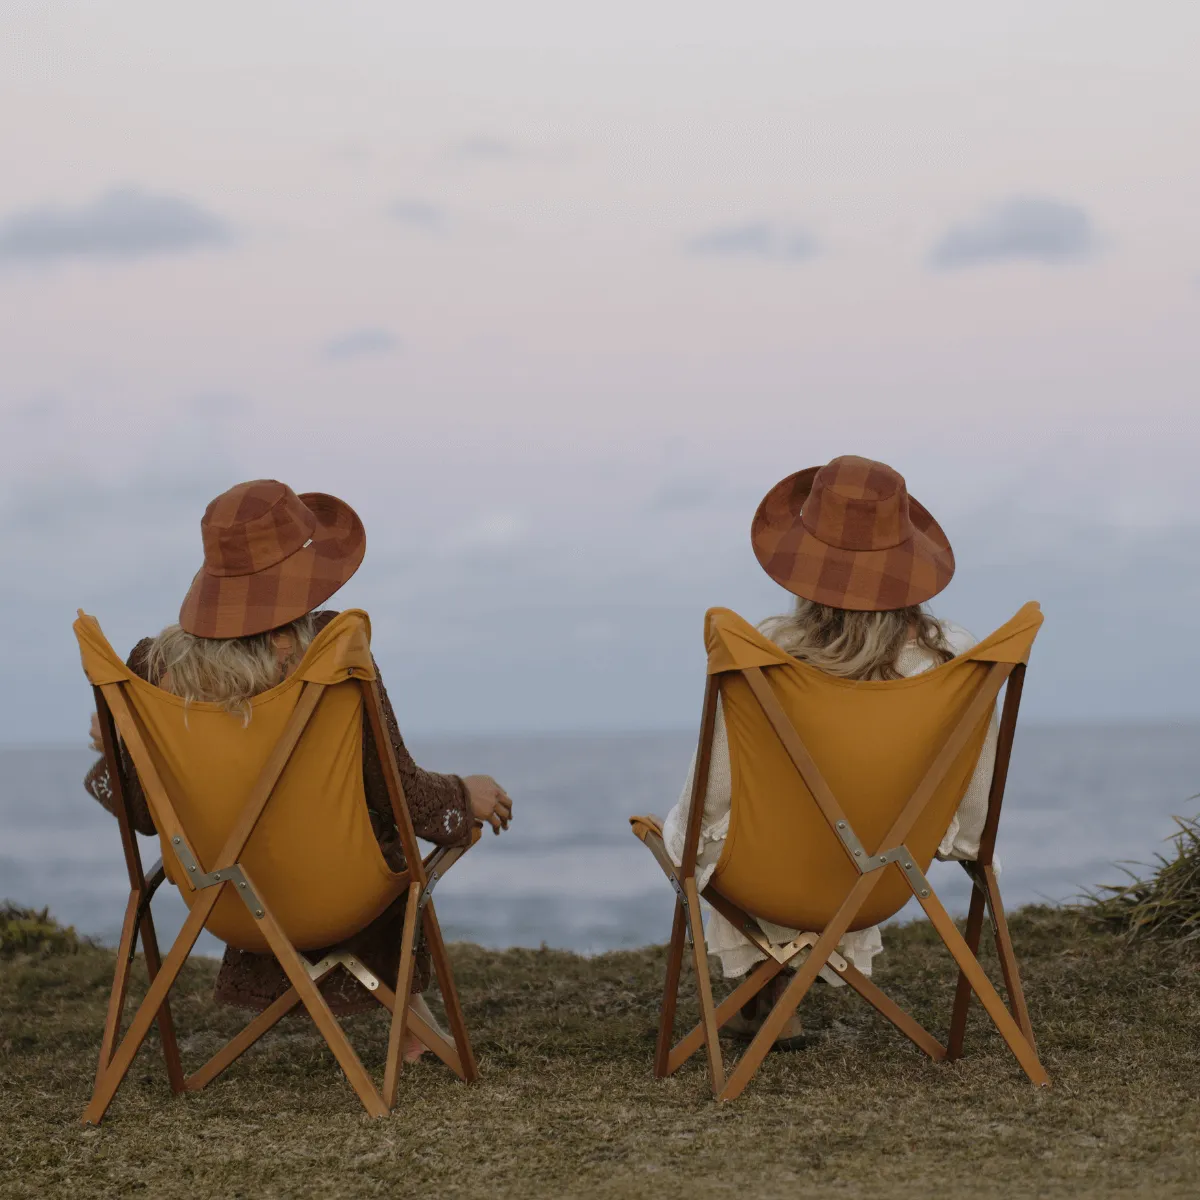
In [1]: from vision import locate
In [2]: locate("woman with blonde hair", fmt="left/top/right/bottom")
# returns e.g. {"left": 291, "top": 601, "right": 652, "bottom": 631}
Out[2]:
{"left": 84, "top": 479, "right": 513, "bottom": 1061}
{"left": 662, "top": 455, "right": 997, "bottom": 1048}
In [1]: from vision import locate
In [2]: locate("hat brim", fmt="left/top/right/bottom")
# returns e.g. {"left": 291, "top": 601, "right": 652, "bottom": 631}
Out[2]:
{"left": 751, "top": 467, "right": 955, "bottom": 611}
{"left": 179, "top": 492, "right": 366, "bottom": 638}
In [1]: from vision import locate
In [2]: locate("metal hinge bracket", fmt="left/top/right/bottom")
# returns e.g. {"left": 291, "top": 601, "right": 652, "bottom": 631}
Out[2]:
{"left": 418, "top": 868, "right": 442, "bottom": 912}
{"left": 169, "top": 835, "right": 265, "bottom": 918}
{"left": 306, "top": 952, "right": 382, "bottom": 992}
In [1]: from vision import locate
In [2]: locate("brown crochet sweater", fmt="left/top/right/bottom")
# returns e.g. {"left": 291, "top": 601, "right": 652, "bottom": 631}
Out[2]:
{"left": 83, "top": 610, "right": 473, "bottom": 1014}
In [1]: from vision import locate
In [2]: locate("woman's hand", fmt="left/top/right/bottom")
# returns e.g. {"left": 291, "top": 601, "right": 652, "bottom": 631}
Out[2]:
{"left": 89, "top": 712, "right": 104, "bottom": 753}
{"left": 462, "top": 775, "right": 513, "bottom": 835}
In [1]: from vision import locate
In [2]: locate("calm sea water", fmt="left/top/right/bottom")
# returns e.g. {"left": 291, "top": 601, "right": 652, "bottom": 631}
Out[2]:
{"left": 1, "top": 725, "right": 1196, "bottom": 959}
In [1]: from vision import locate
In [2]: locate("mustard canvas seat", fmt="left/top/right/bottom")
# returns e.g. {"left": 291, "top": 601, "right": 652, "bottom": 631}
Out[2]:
{"left": 632, "top": 602, "right": 1049, "bottom": 1100}
{"left": 75, "top": 608, "right": 481, "bottom": 1124}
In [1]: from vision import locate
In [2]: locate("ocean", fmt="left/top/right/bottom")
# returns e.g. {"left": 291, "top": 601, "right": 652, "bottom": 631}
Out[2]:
{"left": 1, "top": 725, "right": 1196, "bottom": 960}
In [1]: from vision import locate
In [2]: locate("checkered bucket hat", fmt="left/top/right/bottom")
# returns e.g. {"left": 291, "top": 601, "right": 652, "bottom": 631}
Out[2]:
{"left": 750, "top": 455, "right": 955, "bottom": 612}
{"left": 179, "top": 480, "right": 366, "bottom": 638}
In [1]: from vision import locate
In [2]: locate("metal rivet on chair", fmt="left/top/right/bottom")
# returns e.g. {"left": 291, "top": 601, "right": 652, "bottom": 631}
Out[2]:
{"left": 904, "top": 861, "right": 913, "bottom": 869}
{"left": 837, "top": 821, "right": 846, "bottom": 829}
{"left": 188, "top": 865, "right": 196, "bottom": 872}
{"left": 920, "top": 889, "right": 930, "bottom": 897}
{"left": 255, "top": 908, "right": 264, "bottom": 917}
{"left": 213, "top": 872, "right": 221, "bottom": 880}
{"left": 172, "top": 836, "right": 181, "bottom": 844}
{"left": 853, "top": 849, "right": 862, "bottom": 856}
{"left": 238, "top": 881, "right": 246, "bottom": 889}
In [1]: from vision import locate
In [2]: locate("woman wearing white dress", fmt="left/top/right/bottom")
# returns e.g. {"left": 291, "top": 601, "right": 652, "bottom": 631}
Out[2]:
{"left": 661, "top": 455, "right": 998, "bottom": 1047}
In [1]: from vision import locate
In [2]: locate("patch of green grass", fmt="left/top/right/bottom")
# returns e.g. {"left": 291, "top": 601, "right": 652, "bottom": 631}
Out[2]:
{"left": 0, "top": 902, "right": 82, "bottom": 959}
{"left": 2, "top": 906, "right": 1198, "bottom": 1199}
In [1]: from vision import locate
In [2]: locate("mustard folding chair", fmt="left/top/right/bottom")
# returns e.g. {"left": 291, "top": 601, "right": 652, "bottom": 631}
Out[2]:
{"left": 74, "top": 607, "right": 480, "bottom": 1124}
{"left": 631, "top": 602, "right": 1048, "bottom": 1101}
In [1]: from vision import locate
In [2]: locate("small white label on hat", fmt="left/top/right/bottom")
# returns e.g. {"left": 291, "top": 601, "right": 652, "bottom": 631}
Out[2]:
{"left": 303, "top": 538, "right": 313, "bottom": 548}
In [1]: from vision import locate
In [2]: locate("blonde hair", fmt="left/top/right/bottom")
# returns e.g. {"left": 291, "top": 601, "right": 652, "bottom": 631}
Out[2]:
{"left": 759, "top": 599, "right": 953, "bottom": 681}
{"left": 147, "top": 614, "right": 317, "bottom": 722}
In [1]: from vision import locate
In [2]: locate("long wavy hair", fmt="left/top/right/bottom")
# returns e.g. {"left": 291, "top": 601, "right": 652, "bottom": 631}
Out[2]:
{"left": 146, "top": 614, "right": 317, "bottom": 722}
{"left": 759, "top": 599, "right": 953, "bottom": 681}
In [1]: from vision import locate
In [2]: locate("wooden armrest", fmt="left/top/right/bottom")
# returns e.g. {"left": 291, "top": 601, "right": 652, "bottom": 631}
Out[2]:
{"left": 629, "top": 814, "right": 664, "bottom": 843}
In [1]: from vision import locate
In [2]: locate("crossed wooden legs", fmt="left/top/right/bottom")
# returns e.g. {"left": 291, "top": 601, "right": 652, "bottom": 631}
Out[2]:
{"left": 84, "top": 850, "right": 478, "bottom": 1125}
{"left": 639, "top": 827, "right": 1047, "bottom": 1101}
{"left": 92, "top": 865, "right": 184, "bottom": 1100}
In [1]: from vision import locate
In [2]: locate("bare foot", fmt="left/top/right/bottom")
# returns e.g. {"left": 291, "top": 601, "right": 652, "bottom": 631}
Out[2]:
{"left": 402, "top": 993, "right": 446, "bottom": 1062}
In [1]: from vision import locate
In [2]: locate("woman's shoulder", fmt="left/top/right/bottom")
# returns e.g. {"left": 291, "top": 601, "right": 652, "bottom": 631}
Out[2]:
{"left": 936, "top": 619, "right": 978, "bottom": 656}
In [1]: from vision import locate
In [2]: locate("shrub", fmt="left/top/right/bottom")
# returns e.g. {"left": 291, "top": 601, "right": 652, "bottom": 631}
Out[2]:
{"left": 0, "top": 902, "right": 82, "bottom": 958}
{"left": 1079, "top": 806, "right": 1200, "bottom": 946}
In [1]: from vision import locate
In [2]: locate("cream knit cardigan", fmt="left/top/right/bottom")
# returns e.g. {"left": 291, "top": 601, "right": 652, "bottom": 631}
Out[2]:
{"left": 662, "top": 622, "right": 999, "bottom": 986}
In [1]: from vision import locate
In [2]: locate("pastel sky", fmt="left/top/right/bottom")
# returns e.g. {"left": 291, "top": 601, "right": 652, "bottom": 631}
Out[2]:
{"left": 1, "top": 1, "right": 1197, "bottom": 742}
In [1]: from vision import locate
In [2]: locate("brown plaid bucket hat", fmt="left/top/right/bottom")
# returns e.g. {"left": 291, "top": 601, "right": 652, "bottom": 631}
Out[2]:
{"left": 750, "top": 455, "right": 954, "bottom": 611}
{"left": 179, "top": 480, "right": 366, "bottom": 638}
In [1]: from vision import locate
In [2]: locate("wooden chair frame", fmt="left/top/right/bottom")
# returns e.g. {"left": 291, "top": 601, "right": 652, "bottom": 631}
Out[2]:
{"left": 82, "top": 673, "right": 480, "bottom": 1125}
{"left": 641, "top": 660, "right": 1049, "bottom": 1101}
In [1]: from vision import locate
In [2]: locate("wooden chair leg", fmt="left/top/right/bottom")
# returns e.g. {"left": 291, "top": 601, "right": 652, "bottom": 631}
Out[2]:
{"left": 683, "top": 878, "right": 725, "bottom": 1096}
{"left": 138, "top": 907, "right": 186, "bottom": 1093}
{"left": 93, "top": 889, "right": 141, "bottom": 1092}
{"left": 917, "top": 889, "right": 1048, "bottom": 1087}
{"left": 250, "top": 902, "right": 388, "bottom": 1118}
{"left": 980, "top": 865, "right": 1037, "bottom": 1049}
{"left": 947, "top": 880, "right": 987, "bottom": 1061}
{"left": 185, "top": 984, "right": 313, "bottom": 1092}
{"left": 720, "top": 871, "right": 883, "bottom": 1101}
{"left": 666, "top": 958, "right": 780, "bottom": 1076}
{"left": 838, "top": 960, "right": 947, "bottom": 1062}
{"left": 382, "top": 881, "right": 422, "bottom": 1108}
{"left": 371, "top": 978, "right": 465, "bottom": 1076}
{"left": 84, "top": 890, "right": 220, "bottom": 1125}
{"left": 422, "top": 901, "right": 479, "bottom": 1084}
{"left": 654, "top": 899, "right": 688, "bottom": 1078}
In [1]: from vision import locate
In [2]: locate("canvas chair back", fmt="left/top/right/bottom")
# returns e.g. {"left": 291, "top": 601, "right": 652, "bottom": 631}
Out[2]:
{"left": 706, "top": 602, "right": 1043, "bottom": 933}
{"left": 73, "top": 609, "right": 401, "bottom": 954}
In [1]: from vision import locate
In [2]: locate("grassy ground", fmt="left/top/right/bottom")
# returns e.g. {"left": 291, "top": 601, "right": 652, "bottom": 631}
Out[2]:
{"left": 2, "top": 906, "right": 1198, "bottom": 1199}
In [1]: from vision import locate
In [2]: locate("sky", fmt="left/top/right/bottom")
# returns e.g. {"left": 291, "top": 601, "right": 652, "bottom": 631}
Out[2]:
{"left": 1, "top": 1, "right": 1198, "bottom": 742}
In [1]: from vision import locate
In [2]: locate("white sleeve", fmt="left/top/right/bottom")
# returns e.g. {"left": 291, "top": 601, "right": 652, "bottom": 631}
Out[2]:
{"left": 936, "top": 704, "right": 998, "bottom": 861}
{"left": 934, "top": 621, "right": 998, "bottom": 863}
{"left": 661, "top": 697, "right": 732, "bottom": 891}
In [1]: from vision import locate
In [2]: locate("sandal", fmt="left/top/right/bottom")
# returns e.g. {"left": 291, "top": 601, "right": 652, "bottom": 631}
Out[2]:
{"left": 762, "top": 974, "right": 810, "bottom": 1052}
{"left": 724, "top": 997, "right": 764, "bottom": 1042}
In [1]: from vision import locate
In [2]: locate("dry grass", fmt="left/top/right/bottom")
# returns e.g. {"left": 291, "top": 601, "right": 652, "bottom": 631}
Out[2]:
{"left": 2, "top": 906, "right": 1199, "bottom": 1199}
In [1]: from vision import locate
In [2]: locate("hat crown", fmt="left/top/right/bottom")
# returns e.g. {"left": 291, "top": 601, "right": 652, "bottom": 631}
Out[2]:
{"left": 200, "top": 480, "right": 317, "bottom": 578}
{"left": 800, "top": 456, "right": 913, "bottom": 552}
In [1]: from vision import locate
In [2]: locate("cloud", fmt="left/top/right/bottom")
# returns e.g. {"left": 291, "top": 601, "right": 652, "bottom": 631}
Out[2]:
{"left": 451, "top": 135, "right": 522, "bottom": 162}
{"left": 929, "top": 196, "right": 1098, "bottom": 269}
{"left": 685, "top": 222, "right": 818, "bottom": 262}
{"left": 0, "top": 187, "right": 232, "bottom": 266}
{"left": 388, "top": 199, "right": 448, "bottom": 231}
{"left": 445, "top": 134, "right": 574, "bottom": 167}
{"left": 440, "top": 510, "right": 529, "bottom": 556}
{"left": 646, "top": 478, "right": 721, "bottom": 513}
{"left": 321, "top": 328, "right": 399, "bottom": 361}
